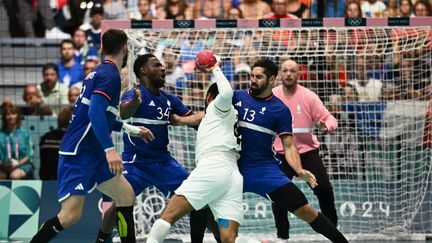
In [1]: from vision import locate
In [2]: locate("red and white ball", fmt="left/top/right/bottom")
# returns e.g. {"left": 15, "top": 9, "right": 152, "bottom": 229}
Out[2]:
{"left": 195, "top": 50, "right": 217, "bottom": 72}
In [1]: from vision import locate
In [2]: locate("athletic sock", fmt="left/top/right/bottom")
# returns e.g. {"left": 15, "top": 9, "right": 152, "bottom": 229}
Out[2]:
{"left": 95, "top": 229, "right": 112, "bottom": 243}
{"left": 309, "top": 213, "right": 348, "bottom": 243}
{"left": 147, "top": 219, "right": 171, "bottom": 243}
{"left": 116, "top": 206, "right": 136, "bottom": 243}
{"left": 30, "top": 216, "right": 64, "bottom": 243}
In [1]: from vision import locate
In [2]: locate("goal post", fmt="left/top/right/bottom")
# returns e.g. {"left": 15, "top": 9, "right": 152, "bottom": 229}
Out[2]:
{"left": 105, "top": 17, "right": 432, "bottom": 241}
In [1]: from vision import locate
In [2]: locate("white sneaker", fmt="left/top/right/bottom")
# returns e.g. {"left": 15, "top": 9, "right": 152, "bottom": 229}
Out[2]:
{"left": 45, "top": 27, "right": 71, "bottom": 39}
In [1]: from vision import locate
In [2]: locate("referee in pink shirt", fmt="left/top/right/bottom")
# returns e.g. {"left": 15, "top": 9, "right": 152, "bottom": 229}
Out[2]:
{"left": 272, "top": 59, "right": 338, "bottom": 240}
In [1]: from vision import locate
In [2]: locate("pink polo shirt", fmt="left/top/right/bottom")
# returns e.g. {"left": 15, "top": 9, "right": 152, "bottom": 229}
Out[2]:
{"left": 272, "top": 84, "right": 337, "bottom": 154}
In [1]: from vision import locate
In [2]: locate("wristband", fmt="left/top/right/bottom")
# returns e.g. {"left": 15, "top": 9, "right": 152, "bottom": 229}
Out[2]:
{"left": 122, "top": 123, "right": 142, "bottom": 135}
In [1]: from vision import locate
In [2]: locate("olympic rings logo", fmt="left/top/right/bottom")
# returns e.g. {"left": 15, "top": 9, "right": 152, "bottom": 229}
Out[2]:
{"left": 261, "top": 19, "right": 278, "bottom": 27}
{"left": 175, "top": 20, "right": 193, "bottom": 28}
{"left": 347, "top": 18, "right": 363, "bottom": 26}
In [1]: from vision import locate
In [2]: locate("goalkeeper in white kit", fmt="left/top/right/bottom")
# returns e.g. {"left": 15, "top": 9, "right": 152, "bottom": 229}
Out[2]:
{"left": 147, "top": 54, "right": 254, "bottom": 243}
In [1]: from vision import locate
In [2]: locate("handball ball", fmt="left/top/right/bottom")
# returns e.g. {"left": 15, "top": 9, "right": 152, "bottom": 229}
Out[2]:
{"left": 196, "top": 50, "right": 217, "bottom": 72}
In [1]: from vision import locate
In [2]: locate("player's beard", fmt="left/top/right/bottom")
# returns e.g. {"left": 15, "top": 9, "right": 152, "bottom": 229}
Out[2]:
{"left": 121, "top": 51, "right": 128, "bottom": 68}
{"left": 249, "top": 81, "right": 269, "bottom": 97}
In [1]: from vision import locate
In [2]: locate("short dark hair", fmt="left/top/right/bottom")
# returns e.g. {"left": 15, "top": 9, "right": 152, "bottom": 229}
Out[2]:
{"left": 102, "top": 29, "right": 128, "bottom": 56}
{"left": 206, "top": 82, "right": 219, "bottom": 99}
{"left": 133, "top": 54, "right": 156, "bottom": 79}
{"left": 60, "top": 39, "right": 75, "bottom": 49}
{"left": 42, "top": 63, "right": 59, "bottom": 75}
{"left": 90, "top": 6, "right": 104, "bottom": 17}
{"left": 252, "top": 59, "right": 278, "bottom": 80}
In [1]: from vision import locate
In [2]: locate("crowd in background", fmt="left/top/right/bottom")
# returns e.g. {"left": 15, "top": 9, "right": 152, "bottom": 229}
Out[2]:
{"left": 2, "top": 0, "right": 432, "bottom": 39}
{"left": 0, "top": 0, "right": 431, "bottom": 180}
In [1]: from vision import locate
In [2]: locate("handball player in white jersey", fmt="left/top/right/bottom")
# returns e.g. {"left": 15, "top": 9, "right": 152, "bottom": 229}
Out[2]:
{"left": 147, "top": 54, "right": 246, "bottom": 243}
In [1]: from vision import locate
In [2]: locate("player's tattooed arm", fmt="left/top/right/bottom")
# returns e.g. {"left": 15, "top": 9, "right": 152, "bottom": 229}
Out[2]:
{"left": 169, "top": 112, "right": 204, "bottom": 126}
{"left": 281, "top": 134, "right": 318, "bottom": 188}
{"left": 120, "top": 83, "right": 142, "bottom": 119}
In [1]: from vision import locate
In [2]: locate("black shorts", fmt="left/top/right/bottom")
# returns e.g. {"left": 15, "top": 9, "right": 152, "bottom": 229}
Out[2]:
{"left": 268, "top": 182, "right": 308, "bottom": 213}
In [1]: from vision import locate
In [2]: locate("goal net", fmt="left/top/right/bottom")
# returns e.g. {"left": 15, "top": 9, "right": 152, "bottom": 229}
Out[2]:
{"left": 108, "top": 18, "right": 432, "bottom": 241}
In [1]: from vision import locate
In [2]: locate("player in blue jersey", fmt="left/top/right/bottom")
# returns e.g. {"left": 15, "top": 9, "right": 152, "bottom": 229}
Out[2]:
{"left": 233, "top": 59, "right": 348, "bottom": 242}
{"left": 95, "top": 54, "right": 220, "bottom": 243}
{"left": 31, "top": 29, "right": 154, "bottom": 243}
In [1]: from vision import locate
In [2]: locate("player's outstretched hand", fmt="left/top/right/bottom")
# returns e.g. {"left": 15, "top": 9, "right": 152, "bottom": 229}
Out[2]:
{"left": 298, "top": 169, "right": 318, "bottom": 188}
{"left": 131, "top": 126, "right": 155, "bottom": 143}
{"left": 106, "top": 149, "right": 123, "bottom": 175}
{"left": 132, "top": 82, "right": 142, "bottom": 104}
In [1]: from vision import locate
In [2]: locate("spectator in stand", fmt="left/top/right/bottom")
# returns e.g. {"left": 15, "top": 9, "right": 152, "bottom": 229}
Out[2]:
{"left": 399, "top": 0, "right": 413, "bottom": 17}
{"left": 38, "top": 63, "right": 69, "bottom": 111}
{"left": 73, "top": 29, "right": 98, "bottom": 66}
{"left": 287, "top": 0, "right": 310, "bottom": 18}
{"left": 193, "top": 0, "right": 231, "bottom": 19}
{"left": 265, "top": 0, "right": 299, "bottom": 18}
{"left": 3, "top": 0, "right": 70, "bottom": 38}
{"left": 83, "top": 5, "right": 104, "bottom": 52}
{"left": 0, "top": 98, "right": 14, "bottom": 114}
{"left": 233, "top": 63, "right": 251, "bottom": 90}
{"left": 361, "top": 0, "right": 386, "bottom": 17}
{"left": 0, "top": 106, "right": 34, "bottom": 180}
{"left": 71, "top": 58, "right": 99, "bottom": 89}
{"left": 380, "top": 83, "right": 403, "bottom": 101}
{"left": 345, "top": 1, "right": 362, "bottom": 18}
{"left": 225, "top": 6, "right": 244, "bottom": 18}
{"left": 39, "top": 107, "right": 73, "bottom": 180}
{"left": 22, "top": 84, "right": 53, "bottom": 116}
{"left": 311, "top": 0, "right": 346, "bottom": 17}
{"left": 57, "top": 40, "right": 84, "bottom": 88}
{"left": 163, "top": 47, "right": 187, "bottom": 90}
{"left": 84, "top": 59, "right": 99, "bottom": 77}
{"left": 161, "top": 0, "right": 193, "bottom": 19}
{"left": 103, "top": 0, "right": 128, "bottom": 19}
{"left": 413, "top": 1, "right": 431, "bottom": 16}
{"left": 129, "top": 0, "right": 156, "bottom": 19}
{"left": 384, "top": 0, "right": 400, "bottom": 17}
{"left": 68, "top": 87, "right": 81, "bottom": 106}
{"left": 62, "top": 0, "right": 89, "bottom": 35}
{"left": 347, "top": 56, "right": 383, "bottom": 101}
{"left": 240, "top": 0, "right": 272, "bottom": 18}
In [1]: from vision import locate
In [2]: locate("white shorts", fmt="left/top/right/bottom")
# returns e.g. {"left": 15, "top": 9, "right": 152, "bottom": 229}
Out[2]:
{"left": 174, "top": 154, "right": 244, "bottom": 224}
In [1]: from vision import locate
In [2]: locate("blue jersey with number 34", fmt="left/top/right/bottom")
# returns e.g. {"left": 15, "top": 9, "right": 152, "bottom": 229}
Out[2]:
{"left": 121, "top": 86, "right": 191, "bottom": 161}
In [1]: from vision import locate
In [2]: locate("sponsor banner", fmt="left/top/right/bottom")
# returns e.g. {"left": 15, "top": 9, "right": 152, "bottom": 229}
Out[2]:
{"left": 0, "top": 180, "right": 41, "bottom": 240}
{"left": 0, "top": 181, "right": 101, "bottom": 240}
{"left": 131, "top": 20, "right": 152, "bottom": 29}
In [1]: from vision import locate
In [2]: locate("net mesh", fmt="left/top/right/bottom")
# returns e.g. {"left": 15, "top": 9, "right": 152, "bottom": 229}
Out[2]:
{"left": 117, "top": 25, "right": 432, "bottom": 241}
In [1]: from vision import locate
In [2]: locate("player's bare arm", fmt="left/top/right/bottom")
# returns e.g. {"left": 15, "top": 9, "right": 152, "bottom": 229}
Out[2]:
{"left": 105, "top": 148, "right": 124, "bottom": 175}
{"left": 120, "top": 83, "right": 142, "bottom": 119}
{"left": 281, "top": 134, "right": 318, "bottom": 188}
{"left": 170, "top": 112, "right": 205, "bottom": 126}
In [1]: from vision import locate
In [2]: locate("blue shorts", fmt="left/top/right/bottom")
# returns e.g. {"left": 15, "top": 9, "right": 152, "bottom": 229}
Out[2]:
{"left": 239, "top": 163, "right": 291, "bottom": 198}
{"left": 57, "top": 150, "right": 114, "bottom": 202}
{"left": 123, "top": 156, "right": 189, "bottom": 197}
